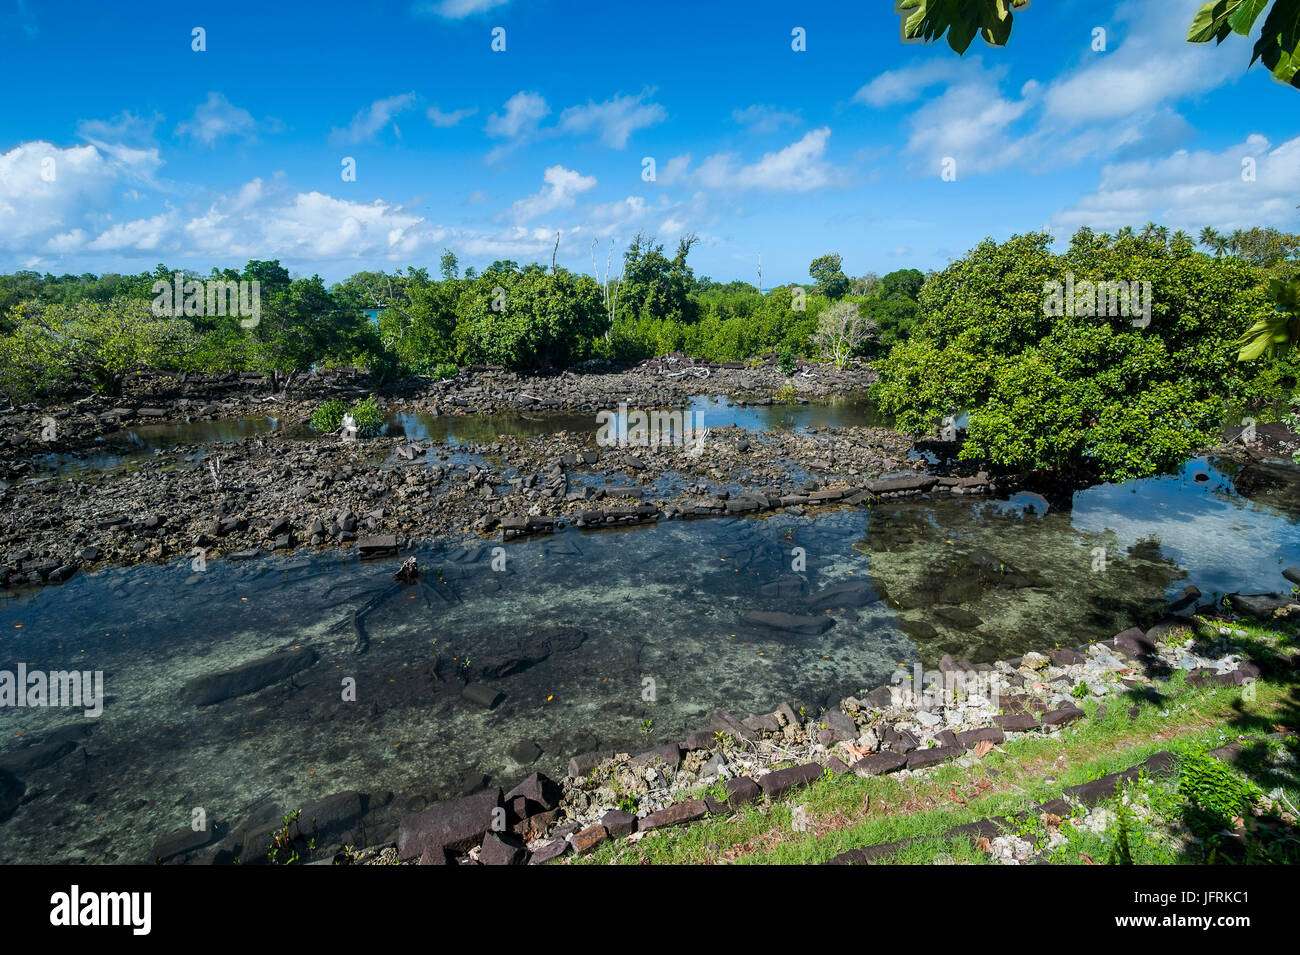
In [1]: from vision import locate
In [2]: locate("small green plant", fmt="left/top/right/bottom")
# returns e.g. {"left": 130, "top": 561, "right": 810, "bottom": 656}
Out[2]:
{"left": 265, "top": 809, "right": 318, "bottom": 865}
{"left": 310, "top": 398, "right": 349, "bottom": 433}
{"left": 640, "top": 717, "right": 653, "bottom": 738}
{"left": 1106, "top": 785, "right": 1136, "bottom": 865}
{"left": 1071, "top": 682, "right": 1089, "bottom": 699}
{"left": 618, "top": 793, "right": 639, "bottom": 814}
{"left": 774, "top": 383, "right": 798, "bottom": 404}
{"left": 432, "top": 362, "right": 459, "bottom": 380}
{"left": 1178, "top": 750, "right": 1261, "bottom": 824}
{"left": 347, "top": 394, "right": 385, "bottom": 437}
{"left": 778, "top": 348, "right": 797, "bottom": 375}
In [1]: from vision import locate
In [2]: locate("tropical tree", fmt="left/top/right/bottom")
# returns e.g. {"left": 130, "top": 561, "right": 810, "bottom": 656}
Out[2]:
{"left": 873, "top": 230, "right": 1270, "bottom": 483}
{"left": 0, "top": 297, "right": 199, "bottom": 399}
{"left": 456, "top": 268, "right": 604, "bottom": 369}
{"left": 809, "top": 253, "right": 851, "bottom": 300}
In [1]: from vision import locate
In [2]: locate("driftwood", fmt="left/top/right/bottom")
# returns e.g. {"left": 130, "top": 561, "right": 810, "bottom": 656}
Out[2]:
{"left": 350, "top": 572, "right": 458, "bottom": 653}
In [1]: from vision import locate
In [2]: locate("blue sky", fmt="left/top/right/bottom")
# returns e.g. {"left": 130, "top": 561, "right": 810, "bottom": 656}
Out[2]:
{"left": 2, "top": 0, "right": 1298, "bottom": 286}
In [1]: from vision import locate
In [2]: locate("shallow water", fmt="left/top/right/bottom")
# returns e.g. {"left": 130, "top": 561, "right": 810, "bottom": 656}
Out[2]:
{"left": 384, "top": 395, "right": 884, "bottom": 447}
{"left": 29, "top": 417, "right": 285, "bottom": 476}
{"left": 0, "top": 456, "right": 1296, "bottom": 863}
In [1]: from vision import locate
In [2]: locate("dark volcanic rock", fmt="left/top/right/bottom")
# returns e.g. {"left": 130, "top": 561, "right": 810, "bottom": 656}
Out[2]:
{"left": 570, "top": 823, "right": 608, "bottom": 854}
{"left": 479, "top": 831, "right": 528, "bottom": 865}
{"left": 724, "top": 776, "right": 762, "bottom": 809}
{"left": 639, "top": 799, "right": 708, "bottom": 831}
{"left": 503, "top": 772, "right": 562, "bottom": 814}
{"left": 0, "top": 768, "right": 25, "bottom": 822}
{"left": 601, "top": 808, "right": 637, "bottom": 838}
{"left": 756, "top": 762, "right": 822, "bottom": 798}
{"left": 0, "top": 739, "right": 77, "bottom": 775}
{"left": 806, "top": 580, "right": 877, "bottom": 610}
{"left": 905, "top": 745, "right": 963, "bottom": 770}
{"left": 741, "top": 610, "right": 834, "bottom": 635}
{"left": 397, "top": 788, "right": 502, "bottom": 860}
{"left": 150, "top": 825, "right": 216, "bottom": 863}
{"left": 182, "top": 647, "right": 317, "bottom": 705}
{"left": 850, "top": 752, "right": 907, "bottom": 776}
{"left": 466, "top": 626, "right": 587, "bottom": 680}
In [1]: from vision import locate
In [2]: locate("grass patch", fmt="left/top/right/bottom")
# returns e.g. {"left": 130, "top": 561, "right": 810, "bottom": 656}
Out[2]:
{"left": 570, "top": 666, "right": 1299, "bottom": 865}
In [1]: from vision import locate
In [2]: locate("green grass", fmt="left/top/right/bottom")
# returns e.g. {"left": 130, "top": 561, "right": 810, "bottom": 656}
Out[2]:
{"left": 569, "top": 643, "right": 1300, "bottom": 865}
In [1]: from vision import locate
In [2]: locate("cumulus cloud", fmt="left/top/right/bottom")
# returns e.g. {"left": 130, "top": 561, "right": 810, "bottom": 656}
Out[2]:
{"left": 0, "top": 141, "right": 139, "bottom": 251}
{"left": 558, "top": 89, "right": 666, "bottom": 148}
{"left": 510, "top": 165, "right": 597, "bottom": 223}
{"left": 1041, "top": 0, "right": 1236, "bottom": 126}
{"left": 175, "top": 93, "right": 260, "bottom": 147}
{"left": 331, "top": 92, "right": 417, "bottom": 144}
{"left": 731, "top": 104, "right": 802, "bottom": 135}
{"left": 694, "top": 128, "right": 840, "bottom": 192}
{"left": 852, "top": 58, "right": 967, "bottom": 108}
{"left": 427, "top": 104, "right": 477, "bottom": 127}
{"left": 413, "top": 0, "right": 509, "bottom": 18}
{"left": 1052, "top": 134, "right": 1300, "bottom": 234}
{"left": 485, "top": 91, "right": 550, "bottom": 160}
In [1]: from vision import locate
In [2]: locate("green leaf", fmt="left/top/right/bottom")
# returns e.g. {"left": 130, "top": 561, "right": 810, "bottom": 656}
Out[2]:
{"left": 895, "top": 0, "right": 1026, "bottom": 52}
{"left": 1188, "top": 0, "right": 1242, "bottom": 43}
{"left": 1229, "top": 0, "right": 1270, "bottom": 34}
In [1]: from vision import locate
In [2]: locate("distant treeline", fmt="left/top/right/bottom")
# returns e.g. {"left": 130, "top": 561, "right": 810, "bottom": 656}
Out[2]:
{"left": 0, "top": 232, "right": 926, "bottom": 398}
{"left": 0, "top": 226, "right": 1295, "bottom": 410}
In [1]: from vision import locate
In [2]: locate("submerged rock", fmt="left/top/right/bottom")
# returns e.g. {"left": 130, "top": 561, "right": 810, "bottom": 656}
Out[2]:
{"left": 182, "top": 646, "right": 318, "bottom": 706}
{"left": 741, "top": 610, "right": 834, "bottom": 635}
{"left": 0, "top": 768, "right": 24, "bottom": 823}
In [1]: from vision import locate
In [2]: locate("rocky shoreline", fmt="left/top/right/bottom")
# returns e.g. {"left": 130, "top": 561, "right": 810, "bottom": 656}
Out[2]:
{"left": 171, "top": 567, "right": 1292, "bottom": 867}
{"left": 0, "top": 363, "right": 953, "bottom": 592}
{"left": 380, "top": 582, "right": 1300, "bottom": 866}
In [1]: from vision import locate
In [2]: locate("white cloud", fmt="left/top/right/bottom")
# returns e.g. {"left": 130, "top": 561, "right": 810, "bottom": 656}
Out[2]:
{"left": 905, "top": 73, "right": 1038, "bottom": 174}
{"left": 175, "top": 93, "right": 259, "bottom": 146}
{"left": 694, "top": 128, "right": 840, "bottom": 192}
{"left": 0, "top": 141, "right": 138, "bottom": 250}
{"left": 427, "top": 104, "right": 477, "bottom": 127}
{"left": 87, "top": 212, "right": 175, "bottom": 252}
{"left": 731, "top": 104, "right": 802, "bottom": 135}
{"left": 486, "top": 91, "right": 550, "bottom": 139}
{"left": 331, "top": 92, "right": 417, "bottom": 144}
{"left": 1053, "top": 134, "right": 1300, "bottom": 234}
{"left": 1042, "top": 0, "right": 1236, "bottom": 126}
{"left": 485, "top": 91, "right": 550, "bottom": 160}
{"left": 558, "top": 89, "right": 666, "bottom": 148}
{"left": 74, "top": 111, "right": 166, "bottom": 188}
{"left": 510, "top": 165, "right": 597, "bottom": 223}
{"left": 414, "top": 0, "right": 509, "bottom": 18}
{"left": 853, "top": 59, "right": 966, "bottom": 108}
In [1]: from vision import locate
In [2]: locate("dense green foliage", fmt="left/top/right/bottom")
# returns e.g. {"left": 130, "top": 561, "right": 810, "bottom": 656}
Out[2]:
{"left": 347, "top": 395, "right": 385, "bottom": 437}
{"left": 873, "top": 228, "right": 1298, "bottom": 482}
{"left": 309, "top": 398, "right": 349, "bottom": 433}
{"left": 309, "top": 395, "right": 383, "bottom": 437}
{"left": 1177, "top": 749, "right": 1262, "bottom": 825}
{"left": 0, "top": 297, "right": 199, "bottom": 397}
